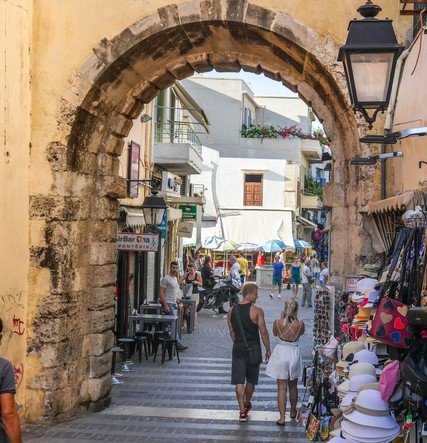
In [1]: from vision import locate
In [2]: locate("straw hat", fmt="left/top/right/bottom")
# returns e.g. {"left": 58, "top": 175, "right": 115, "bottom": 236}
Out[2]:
{"left": 336, "top": 342, "right": 365, "bottom": 375}
{"left": 342, "top": 420, "right": 400, "bottom": 442}
{"left": 340, "top": 374, "right": 377, "bottom": 409}
{"left": 349, "top": 349, "right": 382, "bottom": 376}
{"left": 342, "top": 389, "right": 399, "bottom": 429}
{"left": 353, "top": 306, "right": 371, "bottom": 320}
{"left": 338, "top": 363, "right": 377, "bottom": 395}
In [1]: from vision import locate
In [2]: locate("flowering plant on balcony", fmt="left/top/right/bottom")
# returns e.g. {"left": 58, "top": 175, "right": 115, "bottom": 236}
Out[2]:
{"left": 241, "top": 124, "right": 330, "bottom": 148}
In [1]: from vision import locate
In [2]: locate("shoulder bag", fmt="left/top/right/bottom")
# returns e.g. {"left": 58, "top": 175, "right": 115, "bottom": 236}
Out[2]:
{"left": 234, "top": 304, "right": 263, "bottom": 366}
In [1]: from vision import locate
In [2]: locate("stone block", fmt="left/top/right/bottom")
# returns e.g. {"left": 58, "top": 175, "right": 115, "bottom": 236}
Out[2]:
{"left": 90, "top": 331, "right": 114, "bottom": 357}
{"left": 90, "top": 286, "right": 115, "bottom": 311}
{"left": 209, "top": 54, "right": 241, "bottom": 72}
{"left": 129, "top": 12, "right": 165, "bottom": 41}
{"left": 29, "top": 219, "right": 47, "bottom": 248}
{"left": 91, "top": 197, "right": 119, "bottom": 221}
{"left": 116, "top": 94, "right": 145, "bottom": 120}
{"left": 109, "top": 113, "right": 133, "bottom": 138}
{"left": 90, "top": 307, "right": 115, "bottom": 334}
{"left": 87, "top": 373, "right": 112, "bottom": 402}
{"left": 165, "top": 59, "right": 195, "bottom": 80}
{"left": 46, "top": 142, "right": 68, "bottom": 171}
{"left": 89, "top": 352, "right": 111, "bottom": 378}
{"left": 29, "top": 366, "right": 68, "bottom": 391}
{"left": 187, "top": 53, "right": 213, "bottom": 73}
{"left": 177, "top": 0, "right": 202, "bottom": 25}
{"left": 90, "top": 220, "right": 118, "bottom": 242}
{"left": 103, "top": 133, "right": 125, "bottom": 157}
{"left": 157, "top": 4, "right": 180, "bottom": 28}
{"left": 98, "top": 154, "right": 120, "bottom": 177}
{"left": 244, "top": 3, "right": 276, "bottom": 30}
{"left": 95, "top": 175, "right": 127, "bottom": 199}
{"left": 92, "top": 264, "right": 116, "bottom": 288}
{"left": 148, "top": 69, "right": 178, "bottom": 91}
{"left": 200, "top": 0, "right": 222, "bottom": 21}
{"left": 90, "top": 242, "right": 117, "bottom": 266}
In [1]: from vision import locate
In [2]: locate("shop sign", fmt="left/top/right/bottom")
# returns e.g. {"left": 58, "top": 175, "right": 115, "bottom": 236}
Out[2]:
{"left": 117, "top": 233, "right": 159, "bottom": 252}
{"left": 344, "top": 275, "right": 361, "bottom": 293}
{"left": 157, "top": 212, "right": 167, "bottom": 239}
{"left": 177, "top": 222, "right": 193, "bottom": 238}
{"left": 179, "top": 204, "right": 197, "bottom": 221}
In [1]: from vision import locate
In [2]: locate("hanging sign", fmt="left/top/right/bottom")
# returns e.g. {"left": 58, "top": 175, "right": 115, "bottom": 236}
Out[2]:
{"left": 344, "top": 275, "right": 361, "bottom": 293}
{"left": 177, "top": 222, "right": 194, "bottom": 238}
{"left": 117, "top": 233, "right": 159, "bottom": 252}
{"left": 157, "top": 212, "right": 168, "bottom": 239}
{"left": 179, "top": 204, "right": 197, "bottom": 221}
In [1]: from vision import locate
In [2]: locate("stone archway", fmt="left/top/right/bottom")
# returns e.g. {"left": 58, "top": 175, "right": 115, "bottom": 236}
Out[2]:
{"left": 27, "top": 0, "right": 377, "bottom": 421}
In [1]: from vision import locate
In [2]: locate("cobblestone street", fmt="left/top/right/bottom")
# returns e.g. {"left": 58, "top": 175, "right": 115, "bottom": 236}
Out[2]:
{"left": 24, "top": 288, "right": 314, "bottom": 442}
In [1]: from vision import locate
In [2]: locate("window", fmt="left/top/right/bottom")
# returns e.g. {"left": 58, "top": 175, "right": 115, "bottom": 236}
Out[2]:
{"left": 244, "top": 174, "right": 263, "bottom": 206}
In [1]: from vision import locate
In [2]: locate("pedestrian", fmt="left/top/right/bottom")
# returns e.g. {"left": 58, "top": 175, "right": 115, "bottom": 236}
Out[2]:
{"left": 255, "top": 251, "right": 265, "bottom": 268}
{"left": 269, "top": 255, "right": 284, "bottom": 299}
{"left": 300, "top": 258, "right": 313, "bottom": 307}
{"left": 319, "top": 261, "right": 329, "bottom": 286}
{"left": 179, "top": 263, "right": 203, "bottom": 328}
{"left": 236, "top": 253, "right": 249, "bottom": 284}
{"left": 159, "top": 261, "right": 188, "bottom": 351}
{"left": 227, "top": 283, "right": 271, "bottom": 422}
{"left": 0, "top": 317, "right": 22, "bottom": 443}
{"left": 192, "top": 251, "right": 203, "bottom": 271}
{"left": 290, "top": 256, "right": 301, "bottom": 297}
{"left": 201, "top": 256, "right": 215, "bottom": 288}
{"left": 310, "top": 252, "right": 320, "bottom": 287}
{"left": 265, "top": 298, "right": 305, "bottom": 426}
{"left": 227, "top": 255, "right": 241, "bottom": 290}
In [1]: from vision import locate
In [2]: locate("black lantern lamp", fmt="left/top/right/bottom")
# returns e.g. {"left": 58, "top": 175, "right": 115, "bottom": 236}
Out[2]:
{"left": 338, "top": 1, "right": 404, "bottom": 129}
{"left": 141, "top": 190, "right": 167, "bottom": 227}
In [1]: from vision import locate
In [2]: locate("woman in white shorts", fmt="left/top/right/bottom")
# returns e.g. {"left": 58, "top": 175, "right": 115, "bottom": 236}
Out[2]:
{"left": 265, "top": 298, "right": 305, "bottom": 426}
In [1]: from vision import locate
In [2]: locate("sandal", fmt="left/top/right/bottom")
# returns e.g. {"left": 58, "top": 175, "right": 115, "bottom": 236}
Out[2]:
{"left": 290, "top": 410, "right": 297, "bottom": 420}
{"left": 276, "top": 420, "right": 286, "bottom": 427}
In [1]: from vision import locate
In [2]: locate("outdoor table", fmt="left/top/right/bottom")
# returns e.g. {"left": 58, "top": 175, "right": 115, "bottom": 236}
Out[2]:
{"left": 140, "top": 303, "right": 162, "bottom": 315}
{"left": 180, "top": 298, "right": 196, "bottom": 333}
{"left": 129, "top": 314, "right": 178, "bottom": 341}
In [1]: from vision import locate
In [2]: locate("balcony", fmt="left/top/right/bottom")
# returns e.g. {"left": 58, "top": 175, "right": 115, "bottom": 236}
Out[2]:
{"left": 301, "top": 193, "right": 323, "bottom": 209}
{"left": 301, "top": 139, "right": 322, "bottom": 162}
{"left": 153, "top": 122, "right": 203, "bottom": 175}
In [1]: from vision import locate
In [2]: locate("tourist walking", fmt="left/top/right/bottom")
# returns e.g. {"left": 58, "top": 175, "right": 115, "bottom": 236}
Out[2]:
{"left": 319, "top": 261, "right": 329, "bottom": 286}
{"left": 0, "top": 317, "right": 22, "bottom": 443}
{"left": 290, "top": 257, "right": 301, "bottom": 297}
{"left": 236, "top": 253, "right": 249, "bottom": 284}
{"left": 265, "top": 298, "right": 305, "bottom": 426}
{"left": 300, "top": 258, "right": 313, "bottom": 307}
{"left": 310, "top": 252, "right": 320, "bottom": 287}
{"left": 227, "top": 283, "right": 271, "bottom": 422}
{"left": 269, "top": 255, "right": 284, "bottom": 299}
{"left": 159, "top": 261, "right": 188, "bottom": 351}
{"left": 179, "top": 263, "right": 203, "bottom": 327}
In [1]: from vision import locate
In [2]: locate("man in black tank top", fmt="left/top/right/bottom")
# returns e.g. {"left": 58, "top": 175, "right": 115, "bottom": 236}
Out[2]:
{"left": 227, "top": 283, "right": 271, "bottom": 422}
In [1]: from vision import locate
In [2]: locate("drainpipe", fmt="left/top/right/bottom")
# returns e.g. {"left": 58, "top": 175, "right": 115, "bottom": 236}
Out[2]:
{"left": 381, "top": 48, "right": 411, "bottom": 199}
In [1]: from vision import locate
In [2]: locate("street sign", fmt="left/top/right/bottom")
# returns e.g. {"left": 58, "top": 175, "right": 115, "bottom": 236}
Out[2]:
{"left": 179, "top": 204, "right": 197, "bottom": 221}
{"left": 117, "top": 233, "right": 159, "bottom": 252}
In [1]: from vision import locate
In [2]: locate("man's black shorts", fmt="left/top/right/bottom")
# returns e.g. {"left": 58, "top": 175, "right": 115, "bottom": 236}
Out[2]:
{"left": 231, "top": 355, "right": 260, "bottom": 385}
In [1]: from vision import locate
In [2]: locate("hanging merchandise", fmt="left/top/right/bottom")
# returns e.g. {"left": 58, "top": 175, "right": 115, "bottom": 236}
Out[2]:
{"left": 313, "top": 289, "right": 332, "bottom": 346}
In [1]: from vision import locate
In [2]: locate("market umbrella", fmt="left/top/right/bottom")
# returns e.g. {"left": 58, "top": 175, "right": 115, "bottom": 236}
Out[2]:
{"left": 236, "top": 242, "right": 260, "bottom": 251}
{"left": 294, "top": 239, "right": 311, "bottom": 249}
{"left": 214, "top": 240, "right": 238, "bottom": 252}
{"left": 260, "top": 239, "right": 286, "bottom": 253}
{"left": 203, "top": 235, "right": 225, "bottom": 250}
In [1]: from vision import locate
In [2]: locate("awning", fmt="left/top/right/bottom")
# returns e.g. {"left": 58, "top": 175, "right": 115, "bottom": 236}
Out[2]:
{"left": 365, "top": 191, "right": 415, "bottom": 215}
{"left": 297, "top": 215, "right": 317, "bottom": 228}
{"left": 125, "top": 208, "right": 145, "bottom": 228}
{"left": 219, "top": 210, "right": 294, "bottom": 247}
{"left": 172, "top": 81, "right": 210, "bottom": 133}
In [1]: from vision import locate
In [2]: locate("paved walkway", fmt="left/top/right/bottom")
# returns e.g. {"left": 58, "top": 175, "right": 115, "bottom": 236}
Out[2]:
{"left": 24, "top": 288, "right": 314, "bottom": 442}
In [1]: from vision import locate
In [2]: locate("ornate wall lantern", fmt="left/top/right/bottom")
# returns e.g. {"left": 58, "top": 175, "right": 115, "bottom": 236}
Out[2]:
{"left": 141, "top": 190, "right": 167, "bottom": 227}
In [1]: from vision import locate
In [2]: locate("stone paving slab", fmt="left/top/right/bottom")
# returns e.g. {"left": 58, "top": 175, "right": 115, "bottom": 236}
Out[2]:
{"left": 24, "top": 288, "right": 314, "bottom": 442}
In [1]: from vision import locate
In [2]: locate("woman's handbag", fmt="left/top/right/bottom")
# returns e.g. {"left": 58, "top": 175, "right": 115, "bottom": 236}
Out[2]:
{"left": 370, "top": 297, "right": 412, "bottom": 349}
{"left": 400, "top": 340, "right": 427, "bottom": 397}
{"left": 306, "top": 412, "right": 321, "bottom": 441}
{"left": 234, "top": 305, "right": 262, "bottom": 366}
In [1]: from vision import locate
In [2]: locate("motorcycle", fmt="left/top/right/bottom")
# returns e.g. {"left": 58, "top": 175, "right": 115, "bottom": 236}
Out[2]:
{"left": 197, "top": 278, "right": 240, "bottom": 314}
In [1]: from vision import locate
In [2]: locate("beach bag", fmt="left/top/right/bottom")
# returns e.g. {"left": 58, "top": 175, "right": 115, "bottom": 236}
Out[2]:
{"left": 306, "top": 413, "right": 321, "bottom": 441}
{"left": 370, "top": 297, "right": 412, "bottom": 349}
{"left": 379, "top": 360, "right": 400, "bottom": 402}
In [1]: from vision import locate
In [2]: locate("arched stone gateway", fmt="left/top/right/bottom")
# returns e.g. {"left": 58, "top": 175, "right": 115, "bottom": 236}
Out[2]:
{"left": 27, "top": 0, "right": 381, "bottom": 422}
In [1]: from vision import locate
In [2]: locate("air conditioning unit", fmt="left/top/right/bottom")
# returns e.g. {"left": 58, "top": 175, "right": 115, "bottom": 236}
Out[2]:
{"left": 160, "top": 172, "right": 182, "bottom": 197}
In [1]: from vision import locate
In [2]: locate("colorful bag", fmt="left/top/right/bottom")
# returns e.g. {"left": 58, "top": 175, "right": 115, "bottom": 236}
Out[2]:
{"left": 306, "top": 412, "right": 321, "bottom": 441}
{"left": 369, "top": 296, "right": 412, "bottom": 349}
{"left": 379, "top": 360, "right": 400, "bottom": 402}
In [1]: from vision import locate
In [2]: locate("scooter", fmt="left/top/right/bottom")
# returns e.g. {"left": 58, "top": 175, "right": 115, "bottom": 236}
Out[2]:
{"left": 198, "top": 278, "right": 240, "bottom": 314}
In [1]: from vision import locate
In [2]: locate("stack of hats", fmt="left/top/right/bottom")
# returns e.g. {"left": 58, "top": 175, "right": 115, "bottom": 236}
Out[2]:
{"left": 337, "top": 363, "right": 377, "bottom": 399}
{"left": 336, "top": 341, "right": 365, "bottom": 377}
{"left": 340, "top": 389, "right": 401, "bottom": 442}
{"left": 349, "top": 349, "right": 382, "bottom": 376}
{"left": 350, "top": 278, "right": 378, "bottom": 305}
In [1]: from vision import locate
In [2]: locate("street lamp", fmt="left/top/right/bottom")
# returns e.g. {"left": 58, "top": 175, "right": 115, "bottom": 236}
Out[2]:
{"left": 338, "top": 1, "right": 404, "bottom": 129}
{"left": 141, "top": 190, "right": 167, "bottom": 227}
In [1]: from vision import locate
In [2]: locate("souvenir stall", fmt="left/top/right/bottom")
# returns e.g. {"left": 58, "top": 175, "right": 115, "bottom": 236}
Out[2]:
{"left": 299, "top": 208, "right": 427, "bottom": 442}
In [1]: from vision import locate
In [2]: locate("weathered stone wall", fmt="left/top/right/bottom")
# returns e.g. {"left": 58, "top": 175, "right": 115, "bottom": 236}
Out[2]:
{"left": 1, "top": 0, "right": 412, "bottom": 423}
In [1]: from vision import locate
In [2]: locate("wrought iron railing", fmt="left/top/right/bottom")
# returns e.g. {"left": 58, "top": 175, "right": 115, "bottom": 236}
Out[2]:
{"left": 154, "top": 122, "right": 202, "bottom": 155}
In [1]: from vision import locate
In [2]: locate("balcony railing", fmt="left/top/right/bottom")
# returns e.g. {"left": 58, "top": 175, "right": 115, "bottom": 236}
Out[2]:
{"left": 154, "top": 122, "right": 202, "bottom": 155}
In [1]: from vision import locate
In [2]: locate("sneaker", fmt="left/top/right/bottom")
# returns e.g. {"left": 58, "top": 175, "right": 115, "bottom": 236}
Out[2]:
{"left": 269, "top": 293, "right": 274, "bottom": 299}
{"left": 278, "top": 294, "right": 282, "bottom": 298}
{"left": 121, "top": 364, "right": 132, "bottom": 372}
{"left": 244, "top": 402, "right": 252, "bottom": 414}
{"left": 111, "top": 376, "right": 124, "bottom": 385}
{"left": 239, "top": 411, "right": 248, "bottom": 422}
{"left": 177, "top": 344, "right": 188, "bottom": 351}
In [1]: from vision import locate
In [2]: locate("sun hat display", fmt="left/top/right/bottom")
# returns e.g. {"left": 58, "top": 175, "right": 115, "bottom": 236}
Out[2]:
{"left": 349, "top": 349, "right": 382, "bottom": 375}
{"left": 353, "top": 306, "right": 371, "bottom": 320}
{"left": 340, "top": 374, "right": 377, "bottom": 409}
{"left": 328, "top": 434, "right": 356, "bottom": 443}
{"left": 338, "top": 363, "right": 378, "bottom": 396}
{"left": 342, "top": 389, "right": 399, "bottom": 429}
{"left": 341, "top": 419, "right": 400, "bottom": 443}
{"left": 336, "top": 342, "right": 366, "bottom": 376}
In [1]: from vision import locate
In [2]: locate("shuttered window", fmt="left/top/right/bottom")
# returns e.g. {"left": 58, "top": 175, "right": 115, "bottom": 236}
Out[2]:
{"left": 244, "top": 174, "right": 263, "bottom": 206}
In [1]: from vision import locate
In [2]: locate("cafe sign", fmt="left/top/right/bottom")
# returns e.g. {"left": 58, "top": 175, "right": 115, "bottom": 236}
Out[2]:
{"left": 117, "top": 233, "right": 159, "bottom": 252}
{"left": 179, "top": 204, "right": 197, "bottom": 221}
